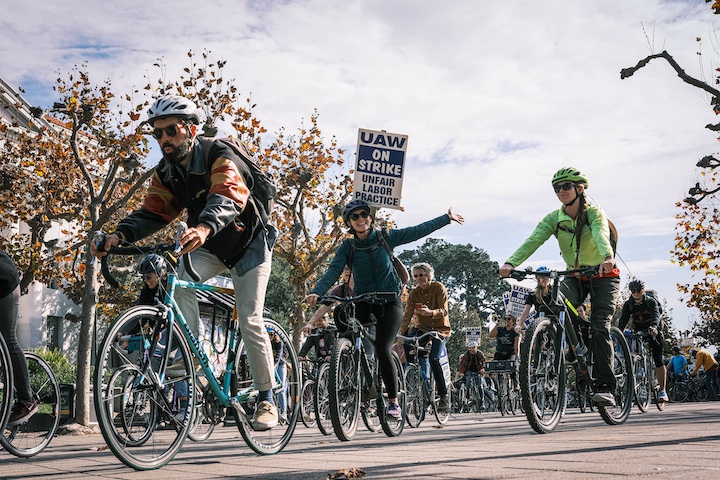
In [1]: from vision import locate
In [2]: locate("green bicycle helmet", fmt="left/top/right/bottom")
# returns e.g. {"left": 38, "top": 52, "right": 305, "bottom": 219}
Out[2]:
{"left": 551, "top": 167, "right": 589, "bottom": 188}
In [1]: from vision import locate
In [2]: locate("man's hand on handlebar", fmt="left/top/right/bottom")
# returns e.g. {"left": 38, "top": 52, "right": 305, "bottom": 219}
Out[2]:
{"left": 90, "top": 232, "right": 121, "bottom": 258}
{"left": 306, "top": 293, "right": 320, "bottom": 309}
{"left": 499, "top": 263, "right": 513, "bottom": 278}
{"left": 178, "top": 224, "right": 212, "bottom": 255}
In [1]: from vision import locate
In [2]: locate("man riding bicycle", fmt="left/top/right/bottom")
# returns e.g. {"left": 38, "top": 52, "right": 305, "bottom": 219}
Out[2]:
{"left": 91, "top": 94, "right": 279, "bottom": 431}
{"left": 618, "top": 279, "right": 668, "bottom": 403}
{"left": 499, "top": 167, "right": 619, "bottom": 406}
{"left": 457, "top": 341, "right": 486, "bottom": 395}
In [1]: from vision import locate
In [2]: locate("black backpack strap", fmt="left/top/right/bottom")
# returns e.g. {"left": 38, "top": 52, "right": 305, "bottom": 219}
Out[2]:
{"left": 378, "top": 227, "right": 393, "bottom": 257}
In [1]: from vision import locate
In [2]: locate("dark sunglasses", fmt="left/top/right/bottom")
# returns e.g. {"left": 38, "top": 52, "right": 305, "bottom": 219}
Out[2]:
{"left": 349, "top": 211, "right": 370, "bottom": 221}
{"left": 413, "top": 273, "right": 427, "bottom": 278}
{"left": 504, "top": 317, "right": 513, "bottom": 321}
{"left": 143, "top": 273, "right": 156, "bottom": 280}
{"left": 553, "top": 182, "right": 575, "bottom": 193}
{"left": 630, "top": 289, "right": 642, "bottom": 294}
{"left": 151, "top": 124, "right": 183, "bottom": 140}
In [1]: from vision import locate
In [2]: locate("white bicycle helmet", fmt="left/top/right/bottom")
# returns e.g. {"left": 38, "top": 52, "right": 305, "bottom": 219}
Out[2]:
{"left": 146, "top": 95, "right": 203, "bottom": 125}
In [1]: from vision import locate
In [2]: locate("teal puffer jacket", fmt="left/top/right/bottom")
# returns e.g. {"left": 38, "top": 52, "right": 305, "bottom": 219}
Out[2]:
{"left": 311, "top": 214, "right": 451, "bottom": 297}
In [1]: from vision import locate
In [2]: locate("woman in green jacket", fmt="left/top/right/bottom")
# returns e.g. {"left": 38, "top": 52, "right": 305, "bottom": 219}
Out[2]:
{"left": 498, "top": 167, "right": 619, "bottom": 406}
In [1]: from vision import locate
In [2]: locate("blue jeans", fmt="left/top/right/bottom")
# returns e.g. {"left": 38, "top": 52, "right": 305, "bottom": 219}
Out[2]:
{"left": 408, "top": 329, "right": 447, "bottom": 398}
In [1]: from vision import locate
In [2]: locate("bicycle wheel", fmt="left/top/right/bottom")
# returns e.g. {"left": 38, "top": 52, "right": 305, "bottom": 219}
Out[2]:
{"left": 1, "top": 353, "right": 60, "bottom": 457}
{"left": 498, "top": 374, "right": 508, "bottom": 416}
{"left": 360, "top": 367, "right": 381, "bottom": 433}
{"left": 106, "top": 363, "right": 157, "bottom": 448}
{"left": 669, "top": 381, "right": 689, "bottom": 403}
{"left": 633, "top": 350, "right": 650, "bottom": 413}
{"left": 507, "top": 375, "right": 520, "bottom": 415}
{"left": 456, "top": 383, "right": 467, "bottom": 413}
{"left": 432, "top": 377, "right": 450, "bottom": 425}
{"left": 0, "top": 334, "right": 12, "bottom": 439}
{"left": 403, "top": 364, "right": 425, "bottom": 428}
{"left": 313, "top": 362, "right": 333, "bottom": 436}
{"left": 378, "top": 351, "right": 405, "bottom": 437}
{"left": 519, "top": 318, "right": 565, "bottom": 434}
{"left": 232, "top": 319, "right": 299, "bottom": 455}
{"left": 300, "top": 379, "right": 317, "bottom": 428}
{"left": 328, "top": 337, "right": 360, "bottom": 441}
{"left": 598, "top": 326, "right": 633, "bottom": 426}
{"left": 94, "top": 306, "right": 195, "bottom": 470}
{"left": 188, "top": 383, "right": 215, "bottom": 442}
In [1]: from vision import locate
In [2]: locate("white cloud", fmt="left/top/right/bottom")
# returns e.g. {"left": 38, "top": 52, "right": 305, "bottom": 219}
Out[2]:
{"left": 1, "top": 0, "right": 716, "bottom": 332}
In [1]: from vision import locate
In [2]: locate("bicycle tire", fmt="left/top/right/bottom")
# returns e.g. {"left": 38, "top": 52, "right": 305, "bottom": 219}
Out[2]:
{"left": 456, "top": 383, "right": 467, "bottom": 413}
{"left": 403, "top": 364, "right": 425, "bottom": 428}
{"left": 1, "top": 352, "right": 60, "bottom": 457}
{"left": 432, "top": 377, "right": 450, "bottom": 425}
{"left": 471, "top": 382, "right": 483, "bottom": 413}
{"left": 313, "top": 362, "right": 333, "bottom": 436}
{"left": 497, "top": 373, "right": 508, "bottom": 417}
{"left": 598, "top": 326, "right": 633, "bottom": 426}
{"left": 0, "top": 334, "right": 13, "bottom": 440}
{"left": 107, "top": 363, "right": 158, "bottom": 448}
{"left": 360, "top": 369, "right": 382, "bottom": 433}
{"left": 188, "top": 384, "right": 215, "bottom": 442}
{"left": 94, "top": 306, "right": 195, "bottom": 470}
{"left": 519, "top": 318, "right": 565, "bottom": 434}
{"left": 378, "top": 351, "right": 405, "bottom": 437}
{"left": 232, "top": 319, "right": 299, "bottom": 455}
{"left": 669, "top": 381, "right": 689, "bottom": 403}
{"left": 328, "top": 337, "right": 360, "bottom": 441}
{"left": 300, "top": 379, "right": 317, "bottom": 428}
{"left": 508, "top": 375, "right": 520, "bottom": 415}
{"left": 633, "top": 345, "right": 651, "bottom": 413}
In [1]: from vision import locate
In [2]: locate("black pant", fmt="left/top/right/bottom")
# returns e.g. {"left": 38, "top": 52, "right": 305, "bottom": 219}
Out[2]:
{"left": 0, "top": 288, "right": 32, "bottom": 403}
{"left": 355, "top": 296, "right": 403, "bottom": 399}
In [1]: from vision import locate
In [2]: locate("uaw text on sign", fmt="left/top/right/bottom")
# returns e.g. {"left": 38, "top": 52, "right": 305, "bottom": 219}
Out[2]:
{"left": 353, "top": 128, "right": 408, "bottom": 210}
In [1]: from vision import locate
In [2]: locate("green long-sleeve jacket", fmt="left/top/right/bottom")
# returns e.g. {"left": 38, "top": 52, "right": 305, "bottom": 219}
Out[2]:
{"left": 506, "top": 202, "right": 613, "bottom": 269}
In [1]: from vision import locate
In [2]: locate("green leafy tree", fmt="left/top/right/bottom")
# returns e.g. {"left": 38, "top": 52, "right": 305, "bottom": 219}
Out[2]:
{"left": 397, "top": 239, "right": 508, "bottom": 314}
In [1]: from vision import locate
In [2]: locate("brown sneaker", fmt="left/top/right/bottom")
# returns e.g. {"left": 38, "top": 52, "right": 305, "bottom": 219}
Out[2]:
{"left": 252, "top": 400, "right": 278, "bottom": 431}
{"left": 8, "top": 400, "right": 38, "bottom": 427}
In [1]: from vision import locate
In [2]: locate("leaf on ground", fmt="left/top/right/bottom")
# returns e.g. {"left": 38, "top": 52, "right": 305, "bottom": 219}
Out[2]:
{"left": 327, "top": 467, "right": 367, "bottom": 479}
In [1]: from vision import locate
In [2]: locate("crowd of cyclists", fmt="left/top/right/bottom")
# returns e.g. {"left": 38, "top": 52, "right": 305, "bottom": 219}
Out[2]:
{"left": 3, "top": 93, "right": 717, "bottom": 468}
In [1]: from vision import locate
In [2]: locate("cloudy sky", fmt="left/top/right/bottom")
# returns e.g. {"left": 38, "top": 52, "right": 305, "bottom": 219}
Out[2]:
{"left": 2, "top": 0, "right": 717, "bottom": 333}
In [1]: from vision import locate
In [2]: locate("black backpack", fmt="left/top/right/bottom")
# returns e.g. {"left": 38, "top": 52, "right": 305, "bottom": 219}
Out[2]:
{"left": 197, "top": 136, "right": 277, "bottom": 225}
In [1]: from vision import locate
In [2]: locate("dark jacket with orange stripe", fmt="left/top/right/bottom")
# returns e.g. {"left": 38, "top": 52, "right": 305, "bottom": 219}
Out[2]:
{"left": 116, "top": 138, "right": 260, "bottom": 268}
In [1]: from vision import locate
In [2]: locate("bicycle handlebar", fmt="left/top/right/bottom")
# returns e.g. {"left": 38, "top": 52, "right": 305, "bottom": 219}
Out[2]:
{"left": 506, "top": 266, "right": 600, "bottom": 282}
{"left": 320, "top": 291, "right": 397, "bottom": 305}
{"left": 396, "top": 330, "right": 444, "bottom": 344}
{"left": 95, "top": 223, "right": 201, "bottom": 288}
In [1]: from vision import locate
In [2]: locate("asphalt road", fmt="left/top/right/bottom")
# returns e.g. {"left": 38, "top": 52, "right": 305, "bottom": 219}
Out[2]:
{"left": 2, "top": 402, "right": 719, "bottom": 480}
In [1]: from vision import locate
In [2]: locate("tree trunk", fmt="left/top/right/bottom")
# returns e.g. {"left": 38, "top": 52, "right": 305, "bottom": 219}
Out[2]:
{"left": 74, "top": 251, "right": 98, "bottom": 426}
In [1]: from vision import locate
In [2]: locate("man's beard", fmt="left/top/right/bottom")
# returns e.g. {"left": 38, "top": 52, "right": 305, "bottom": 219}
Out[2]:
{"left": 163, "top": 135, "right": 193, "bottom": 165}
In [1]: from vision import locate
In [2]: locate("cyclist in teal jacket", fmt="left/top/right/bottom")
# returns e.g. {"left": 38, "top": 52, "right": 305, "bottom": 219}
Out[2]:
{"left": 499, "top": 167, "right": 620, "bottom": 406}
{"left": 306, "top": 199, "right": 464, "bottom": 420}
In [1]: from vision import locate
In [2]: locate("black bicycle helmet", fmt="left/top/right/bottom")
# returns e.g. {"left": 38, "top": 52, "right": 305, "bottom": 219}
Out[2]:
{"left": 342, "top": 199, "right": 371, "bottom": 226}
{"left": 672, "top": 346, "right": 681, "bottom": 354}
{"left": 138, "top": 254, "right": 167, "bottom": 275}
{"left": 628, "top": 279, "right": 644, "bottom": 292}
{"left": 146, "top": 95, "right": 203, "bottom": 126}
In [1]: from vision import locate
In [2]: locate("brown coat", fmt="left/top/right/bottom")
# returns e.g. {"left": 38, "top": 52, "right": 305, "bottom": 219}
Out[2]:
{"left": 400, "top": 281, "right": 451, "bottom": 336}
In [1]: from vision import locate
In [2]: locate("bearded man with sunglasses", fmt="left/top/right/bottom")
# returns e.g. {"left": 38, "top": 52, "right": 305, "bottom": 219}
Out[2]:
{"left": 91, "top": 94, "right": 279, "bottom": 431}
{"left": 498, "top": 167, "right": 620, "bottom": 407}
